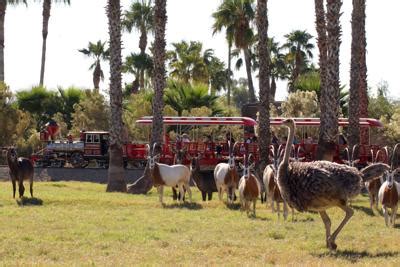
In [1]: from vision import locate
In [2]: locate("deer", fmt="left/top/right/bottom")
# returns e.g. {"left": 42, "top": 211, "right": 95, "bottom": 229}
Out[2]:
{"left": 6, "top": 147, "right": 34, "bottom": 198}
{"left": 238, "top": 154, "right": 260, "bottom": 217}
{"left": 146, "top": 143, "right": 192, "bottom": 204}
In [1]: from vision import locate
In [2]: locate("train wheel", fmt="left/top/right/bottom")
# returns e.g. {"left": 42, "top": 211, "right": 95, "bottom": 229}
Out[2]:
{"left": 70, "top": 152, "right": 85, "bottom": 168}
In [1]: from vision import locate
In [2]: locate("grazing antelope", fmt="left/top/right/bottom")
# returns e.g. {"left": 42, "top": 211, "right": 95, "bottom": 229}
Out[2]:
{"left": 146, "top": 144, "right": 192, "bottom": 204}
{"left": 365, "top": 147, "right": 387, "bottom": 211}
{"left": 238, "top": 155, "right": 260, "bottom": 217}
{"left": 6, "top": 147, "right": 34, "bottom": 198}
{"left": 172, "top": 145, "right": 188, "bottom": 200}
{"left": 214, "top": 141, "right": 239, "bottom": 204}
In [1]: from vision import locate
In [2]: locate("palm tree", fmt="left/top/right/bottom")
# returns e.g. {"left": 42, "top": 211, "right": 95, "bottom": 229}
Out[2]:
{"left": 212, "top": 0, "right": 256, "bottom": 103}
{"left": 0, "top": 0, "right": 27, "bottom": 82}
{"left": 283, "top": 30, "right": 315, "bottom": 93}
{"left": 106, "top": 0, "right": 126, "bottom": 192}
{"left": 267, "top": 38, "right": 287, "bottom": 101}
{"left": 79, "top": 40, "right": 109, "bottom": 89}
{"left": 123, "top": 52, "right": 153, "bottom": 94}
{"left": 316, "top": 0, "right": 342, "bottom": 161}
{"left": 358, "top": 0, "right": 368, "bottom": 145}
{"left": 150, "top": 0, "right": 167, "bottom": 150}
{"left": 256, "top": 0, "right": 270, "bottom": 171}
{"left": 39, "top": 0, "right": 71, "bottom": 86}
{"left": 122, "top": 0, "right": 154, "bottom": 90}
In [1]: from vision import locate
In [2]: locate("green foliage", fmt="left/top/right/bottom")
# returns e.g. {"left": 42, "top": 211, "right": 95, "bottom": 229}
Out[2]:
{"left": 70, "top": 89, "right": 110, "bottom": 135}
{"left": 0, "top": 83, "right": 18, "bottom": 146}
{"left": 231, "top": 78, "right": 250, "bottom": 108}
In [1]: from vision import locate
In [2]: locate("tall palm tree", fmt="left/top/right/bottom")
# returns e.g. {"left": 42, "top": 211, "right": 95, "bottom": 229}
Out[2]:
{"left": 150, "top": 0, "right": 167, "bottom": 150}
{"left": 256, "top": 0, "right": 270, "bottom": 171}
{"left": 358, "top": 0, "right": 368, "bottom": 145}
{"left": 0, "top": 0, "right": 27, "bottom": 82}
{"left": 212, "top": 0, "right": 256, "bottom": 103}
{"left": 106, "top": 0, "right": 126, "bottom": 192}
{"left": 123, "top": 52, "right": 153, "bottom": 94}
{"left": 268, "top": 38, "right": 287, "bottom": 101}
{"left": 79, "top": 40, "right": 109, "bottom": 89}
{"left": 122, "top": 0, "right": 154, "bottom": 90}
{"left": 283, "top": 30, "right": 315, "bottom": 93}
{"left": 39, "top": 0, "right": 71, "bottom": 86}
{"left": 316, "top": 0, "right": 342, "bottom": 161}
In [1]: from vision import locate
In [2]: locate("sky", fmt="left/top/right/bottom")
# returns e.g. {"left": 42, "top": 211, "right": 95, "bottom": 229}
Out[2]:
{"left": 5, "top": 0, "right": 399, "bottom": 101}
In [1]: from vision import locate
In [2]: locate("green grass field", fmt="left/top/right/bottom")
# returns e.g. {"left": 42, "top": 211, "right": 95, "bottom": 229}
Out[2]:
{"left": 1, "top": 181, "right": 400, "bottom": 266}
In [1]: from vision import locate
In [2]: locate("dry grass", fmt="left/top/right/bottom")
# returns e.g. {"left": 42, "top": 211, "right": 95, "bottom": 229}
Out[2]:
{"left": 1, "top": 181, "right": 400, "bottom": 266}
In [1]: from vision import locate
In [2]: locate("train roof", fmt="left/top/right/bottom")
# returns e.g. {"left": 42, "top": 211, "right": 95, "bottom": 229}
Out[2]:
{"left": 136, "top": 116, "right": 257, "bottom": 126}
{"left": 136, "top": 117, "right": 383, "bottom": 128}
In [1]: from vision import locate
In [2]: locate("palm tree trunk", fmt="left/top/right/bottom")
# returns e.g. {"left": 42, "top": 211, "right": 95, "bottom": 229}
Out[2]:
{"left": 227, "top": 41, "right": 232, "bottom": 106}
{"left": 314, "top": 0, "right": 328, "bottom": 124}
{"left": 139, "top": 26, "right": 147, "bottom": 90}
{"left": 106, "top": 0, "right": 126, "bottom": 192}
{"left": 256, "top": 0, "right": 270, "bottom": 171}
{"left": 151, "top": 0, "right": 167, "bottom": 150}
{"left": 243, "top": 47, "right": 256, "bottom": 103}
{"left": 358, "top": 0, "right": 368, "bottom": 145}
{"left": 93, "top": 60, "right": 101, "bottom": 89}
{"left": 317, "top": 0, "right": 342, "bottom": 161}
{"left": 0, "top": 1, "right": 6, "bottom": 82}
{"left": 40, "top": 0, "right": 51, "bottom": 86}
{"left": 270, "top": 75, "right": 276, "bottom": 101}
{"left": 348, "top": 0, "right": 362, "bottom": 148}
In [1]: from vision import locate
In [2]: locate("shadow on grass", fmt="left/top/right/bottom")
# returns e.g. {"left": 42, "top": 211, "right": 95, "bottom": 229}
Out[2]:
{"left": 351, "top": 205, "right": 376, "bottom": 216}
{"left": 226, "top": 202, "right": 241, "bottom": 210}
{"left": 313, "top": 249, "right": 399, "bottom": 263}
{"left": 162, "top": 202, "right": 203, "bottom": 210}
{"left": 17, "top": 197, "right": 43, "bottom": 206}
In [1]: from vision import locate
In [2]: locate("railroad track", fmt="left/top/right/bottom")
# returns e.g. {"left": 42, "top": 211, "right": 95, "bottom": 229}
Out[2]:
{"left": 0, "top": 166, "right": 144, "bottom": 183}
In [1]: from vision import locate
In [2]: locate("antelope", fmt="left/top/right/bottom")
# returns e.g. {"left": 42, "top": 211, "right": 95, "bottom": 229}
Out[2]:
{"left": 214, "top": 141, "right": 239, "bottom": 204}
{"left": 172, "top": 145, "right": 188, "bottom": 201}
{"left": 190, "top": 154, "right": 217, "bottom": 201}
{"left": 379, "top": 144, "right": 400, "bottom": 227}
{"left": 6, "top": 147, "right": 34, "bottom": 198}
{"left": 146, "top": 144, "right": 192, "bottom": 204}
{"left": 365, "top": 147, "right": 387, "bottom": 211}
{"left": 238, "top": 155, "right": 260, "bottom": 217}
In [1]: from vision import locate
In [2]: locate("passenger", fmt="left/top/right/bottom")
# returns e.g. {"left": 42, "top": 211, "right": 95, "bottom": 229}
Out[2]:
{"left": 182, "top": 133, "right": 190, "bottom": 143}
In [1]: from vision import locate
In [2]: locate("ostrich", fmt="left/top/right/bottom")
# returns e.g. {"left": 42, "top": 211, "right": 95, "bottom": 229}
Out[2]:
{"left": 277, "top": 119, "right": 390, "bottom": 250}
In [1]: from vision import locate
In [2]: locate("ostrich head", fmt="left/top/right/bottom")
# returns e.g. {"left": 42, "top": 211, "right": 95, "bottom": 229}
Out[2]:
{"left": 282, "top": 118, "right": 295, "bottom": 128}
{"left": 146, "top": 143, "right": 160, "bottom": 169}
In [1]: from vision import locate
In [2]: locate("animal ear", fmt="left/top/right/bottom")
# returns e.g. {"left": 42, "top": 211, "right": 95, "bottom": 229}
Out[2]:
{"left": 250, "top": 162, "right": 255, "bottom": 169}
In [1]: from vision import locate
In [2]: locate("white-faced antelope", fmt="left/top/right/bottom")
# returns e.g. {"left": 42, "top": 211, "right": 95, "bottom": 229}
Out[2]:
{"left": 6, "top": 147, "right": 34, "bottom": 198}
{"left": 378, "top": 144, "right": 400, "bottom": 227}
{"left": 238, "top": 155, "right": 260, "bottom": 217}
{"left": 146, "top": 143, "right": 192, "bottom": 204}
{"left": 214, "top": 141, "right": 239, "bottom": 204}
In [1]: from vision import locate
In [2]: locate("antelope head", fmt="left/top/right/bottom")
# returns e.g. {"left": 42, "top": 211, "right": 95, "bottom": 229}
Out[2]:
{"left": 146, "top": 143, "right": 160, "bottom": 169}
{"left": 227, "top": 141, "right": 238, "bottom": 170}
{"left": 344, "top": 144, "right": 359, "bottom": 167}
{"left": 6, "top": 147, "right": 18, "bottom": 162}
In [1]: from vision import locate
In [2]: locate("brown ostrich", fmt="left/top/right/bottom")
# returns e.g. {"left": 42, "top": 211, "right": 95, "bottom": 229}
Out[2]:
{"left": 277, "top": 119, "right": 390, "bottom": 250}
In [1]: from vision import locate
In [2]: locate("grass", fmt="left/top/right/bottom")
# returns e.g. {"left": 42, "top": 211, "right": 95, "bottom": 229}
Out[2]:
{"left": 1, "top": 182, "right": 400, "bottom": 266}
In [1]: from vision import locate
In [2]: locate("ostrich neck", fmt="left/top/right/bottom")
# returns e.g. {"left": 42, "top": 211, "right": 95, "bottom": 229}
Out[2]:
{"left": 283, "top": 124, "right": 295, "bottom": 165}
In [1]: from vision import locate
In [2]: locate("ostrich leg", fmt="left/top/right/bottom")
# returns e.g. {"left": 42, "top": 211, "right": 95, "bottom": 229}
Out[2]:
{"left": 328, "top": 204, "right": 354, "bottom": 250}
{"left": 319, "top": 211, "right": 331, "bottom": 248}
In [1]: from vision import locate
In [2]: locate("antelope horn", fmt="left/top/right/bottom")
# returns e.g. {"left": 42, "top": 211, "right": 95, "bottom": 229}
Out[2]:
{"left": 227, "top": 140, "right": 231, "bottom": 154}
{"left": 370, "top": 149, "right": 375, "bottom": 163}
{"left": 351, "top": 144, "right": 358, "bottom": 162}
{"left": 297, "top": 146, "right": 302, "bottom": 160}
{"left": 374, "top": 149, "right": 380, "bottom": 164}
{"left": 391, "top": 143, "right": 400, "bottom": 170}
{"left": 233, "top": 141, "right": 239, "bottom": 152}
{"left": 270, "top": 146, "right": 275, "bottom": 157}
{"left": 384, "top": 146, "right": 389, "bottom": 164}
{"left": 145, "top": 144, "right": 150, "bottom": 154}
{"left": 152, "top": 142, "right": 158, "bottom": 156}
{"left": 345, "top": 147, "right": 350, "bottom": 165}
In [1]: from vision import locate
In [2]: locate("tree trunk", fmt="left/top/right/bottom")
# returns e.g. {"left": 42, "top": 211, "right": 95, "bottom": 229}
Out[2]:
{"left": 139, "top": 26, "right": 147, "bottom": 90}
{"left": 40, "top": 0, "right": 51, "bottom": 86}
{"left": 106, "top": 0, "right": 126, "bottom": 192}
{"left": 348, "top": 0, "right": 362, "bottom": 148}
{"left": 227, "top": 41, "right": 232, "bottom": 106}
{"left": 314, "top": 0, "right": 328, "bottom": 126}
{"left": 0, "top": 1, "right": 5, "bottom": 82}
{"left": 270, "top": 75, "right": 276, "bottom": 101}
{"left": 317, "top": 0, "right": 342, "bottom": 161}
{"left": 358, "top": 0, "right": 368, "bottom": 145}
{"left": 151, "top": 0, "right": 167, "bottom": 150}
{"left": 243, "top": 47, "right": 256, "bottom": 103}
{"left": 93, "top": 60, "right": 101, "bottom": 89}
{"left": 256, "top": 0, "right": 270, "bottom": 171}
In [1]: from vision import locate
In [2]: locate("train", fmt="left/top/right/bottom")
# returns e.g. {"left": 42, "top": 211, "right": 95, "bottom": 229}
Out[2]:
{"left": 31, "top": 116, "right": 385, "bottom": 169}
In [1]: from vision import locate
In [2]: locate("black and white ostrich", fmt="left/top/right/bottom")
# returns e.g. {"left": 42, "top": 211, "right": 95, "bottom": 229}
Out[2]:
{"left": 277, "top": 119, "right": 390, "bottom": 250}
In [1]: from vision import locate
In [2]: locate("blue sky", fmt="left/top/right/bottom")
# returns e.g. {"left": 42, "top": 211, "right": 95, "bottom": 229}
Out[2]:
{"left": 5, "top": 0, "right": 399, "bottom": 100}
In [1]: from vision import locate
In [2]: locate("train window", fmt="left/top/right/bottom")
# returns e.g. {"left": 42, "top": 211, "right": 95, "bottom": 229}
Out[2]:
{"left": 86, "top": 134, "right": 92, "bottom": 143}
{"left": 93, "top": 134, "right": 100, "bottom": 143}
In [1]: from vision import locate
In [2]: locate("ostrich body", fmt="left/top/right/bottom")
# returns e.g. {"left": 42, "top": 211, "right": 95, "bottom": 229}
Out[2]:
{"left": 277, "top": 119, "right": 389, "bottom": 250}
